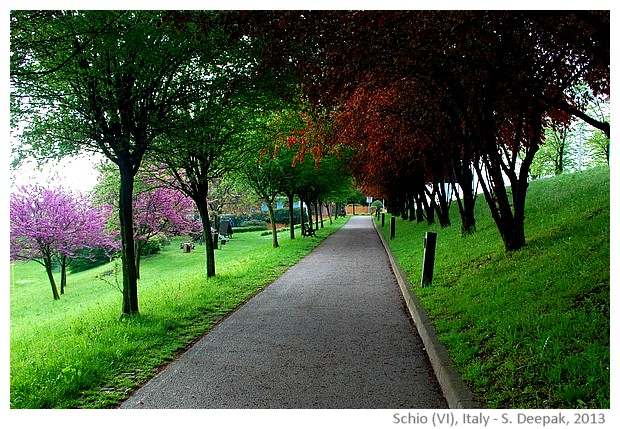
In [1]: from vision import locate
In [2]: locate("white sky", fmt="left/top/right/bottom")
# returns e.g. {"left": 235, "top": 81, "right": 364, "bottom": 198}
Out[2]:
{"left": 9, "top": 153, "right": 102, "bottom": 195}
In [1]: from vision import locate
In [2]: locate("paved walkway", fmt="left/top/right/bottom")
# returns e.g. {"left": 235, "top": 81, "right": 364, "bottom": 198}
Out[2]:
{"left": 120, "top": 216, "right": 447, "bottom": 409}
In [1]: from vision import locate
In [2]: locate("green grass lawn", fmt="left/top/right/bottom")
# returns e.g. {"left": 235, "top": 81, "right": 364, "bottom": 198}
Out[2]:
{"left": 10, "top": 218, "right": 346, "bottom": 408}
{"left": 376, "top": 166, "right": 610, "bottom": 408}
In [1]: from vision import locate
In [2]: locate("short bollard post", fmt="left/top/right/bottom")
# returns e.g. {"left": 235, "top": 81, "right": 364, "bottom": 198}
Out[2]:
{"left": 421, "top": 231, "right": 437, "bottom": 286}
{"left": 390, "top": 216, "right": 396, "bottom": 240}
{"left": 381, "top": 212, "right": 385, "bottom": 228}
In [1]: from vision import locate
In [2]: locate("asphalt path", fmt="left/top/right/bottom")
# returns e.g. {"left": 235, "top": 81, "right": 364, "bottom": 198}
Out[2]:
{"left": 119, "top": 216, "right": 447, "bottom": 409}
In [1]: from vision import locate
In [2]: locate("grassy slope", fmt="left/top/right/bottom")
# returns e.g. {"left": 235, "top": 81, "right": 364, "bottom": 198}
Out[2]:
{"left": 10, "top": 218, "right": 346, "bottom": 408}
{"left": 376, "top": 166, "right": 610, "bottom": 408}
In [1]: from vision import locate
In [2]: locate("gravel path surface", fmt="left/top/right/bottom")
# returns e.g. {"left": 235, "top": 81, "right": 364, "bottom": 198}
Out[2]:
{"left": 119, "top": 216, "right": 447, "bottom": 409}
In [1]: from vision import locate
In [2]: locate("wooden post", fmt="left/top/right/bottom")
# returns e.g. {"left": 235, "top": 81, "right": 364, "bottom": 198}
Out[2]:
{"left": 421, "top": 231, "right": 437, "bottom": 286}
{"left": 390, "top": 216, "right": 396, "bottom": 240}
{"left": 381, "top": 212, "right": 385, "bottom": 227}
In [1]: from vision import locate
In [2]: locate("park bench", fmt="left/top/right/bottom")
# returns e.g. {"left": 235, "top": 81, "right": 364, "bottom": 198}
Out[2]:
{"left": 185, "top": 221, "right": 233, "bottom": 251}
{"left": 217, "top": 220, "right": 233, "bottom": 245}
{"left": 180, "top": 241, "right": 195, "bottom": 253}
{"left": 301, "top": 222, "right": 317, "bottom": 237}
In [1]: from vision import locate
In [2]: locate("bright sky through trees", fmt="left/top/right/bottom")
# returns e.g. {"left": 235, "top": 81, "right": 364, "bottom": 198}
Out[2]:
{"left": 10, "top": 154, "right": 101, "bottom": 194}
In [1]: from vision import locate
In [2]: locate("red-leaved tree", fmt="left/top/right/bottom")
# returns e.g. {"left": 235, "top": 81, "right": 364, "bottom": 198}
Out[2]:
{"left": 236, "top": 10, "right": 608, "bottom": 251}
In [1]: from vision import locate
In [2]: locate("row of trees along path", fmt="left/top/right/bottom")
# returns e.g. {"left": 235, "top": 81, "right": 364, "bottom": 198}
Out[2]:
{"left": 10, "top": 11, "right": 609, "bottom": 317}
{"left": 233, "top": 11, "right": 608, "bottom": 246}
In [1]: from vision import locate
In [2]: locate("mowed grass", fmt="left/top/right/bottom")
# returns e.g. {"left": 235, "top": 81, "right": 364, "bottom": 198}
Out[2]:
{"left": 376, "top": 166, "right": 610, "bottom": 408}
{"left": 10, "top": 218, "right": 346, "bottom": 408}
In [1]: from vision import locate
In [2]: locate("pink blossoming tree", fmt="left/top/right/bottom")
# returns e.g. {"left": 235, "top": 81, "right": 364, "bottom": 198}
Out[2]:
{"left": 131, "top": 186, "right": 199, "bottom": 279}
{"left": 10, "top": 184, "right": 115, "bottom": 300}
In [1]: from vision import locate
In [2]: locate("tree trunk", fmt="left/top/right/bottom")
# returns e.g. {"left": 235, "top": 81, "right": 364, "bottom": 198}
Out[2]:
{"left": 60, "top": 254, "right": 67, "bottom": 295}
{"left": 118, "top": 163, "right": 139, "bottom": 316}
{"left": 325, "top": 202, "right": 332, "bottom": 224}
{"left": 474, "top": 157, "right": 524, "bottom": 252}
{"left": 413, "top": 192, "right": 425, "bottom": 223}
{"left": 433, "top": 181, "right": 451, "bottom": 228}
{"left": 456, "top": 163, "right": 477, "bottom": 236}
{"left": 44, "top": 255, "right": 61, "bottom": 300}
{"left": 606, "top": 139, "right": 610, "bottom": 165}
{"left": 195, "top": 198, "right": 216, "bottom": 277}
{"left": 287, "top": 192, "right": 295, "bottom": 240}
{"left": 267, "top": 202, "right": 279, "bottom": 248}
{"left": 314, "top": 201, "right": 320, "bottom": 230}
{"left": 510, "top": 112, "right": 542, "bottom": 252}
{"left": 213, "top": 213, "right": 221, "bottom": 236}
{"left": 555, "top": 132, "right": 565, "bottom": 175}
{"left": 420, "top": 188, "right": 435, "bottom": 225}
{"left": 408, "top": 193, "right": 416, "bottom": 222}
{"left": 401, "top": 193, "right": 409, "bottom": 221}
{"left": 451, "top": 177, "right": 477, "bottom": 236}
{"left": 300, "top": 199, "right": 306, "bottom": 236}
{"left": 307, "top": 200, "right": 313, "bottom": 233}
{"left": 134, "top": 241, "right": 142, "bottom": 280}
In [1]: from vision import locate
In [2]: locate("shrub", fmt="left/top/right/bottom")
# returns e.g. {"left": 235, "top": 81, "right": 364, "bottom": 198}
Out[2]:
{"left": 140, "top": 236, "right": 162, "bottom": 256}
{"left": 233, "top": 225, "right": 269, "bottom": 233}
{"left": 69, "top": 247, "right": 113, "bottom": 273}
{"left": 240, "top": 220, "right": 268, "bottom": 228}
{"left": 223, "top": 212, "right": 268, "bottom": 226}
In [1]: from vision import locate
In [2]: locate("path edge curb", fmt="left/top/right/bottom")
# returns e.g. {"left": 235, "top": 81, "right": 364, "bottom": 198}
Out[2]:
{"left": 373, "top": 219, "right": 479, "bottom": 409}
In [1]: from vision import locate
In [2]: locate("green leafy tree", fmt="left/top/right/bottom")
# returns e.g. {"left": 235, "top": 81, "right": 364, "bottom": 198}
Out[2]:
{"left": 11, "top": 11, "right": 212, "bottom": 316}
{"left": 531, "top": 123, "right": 579, "bottom": 178}
{"left": 242, "top": 147, "right": 290, "bottom": 248}
{"left": 153, "top": 84, "right": 263, "bottom": 275}
{"left": 586, "top": 127, "right": 610, "bottom": 167}
{"left": 150, "top": 35, "right": 298, "bottom": 275}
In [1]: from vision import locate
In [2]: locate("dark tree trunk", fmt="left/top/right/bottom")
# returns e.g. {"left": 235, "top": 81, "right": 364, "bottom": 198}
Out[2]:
{"left": 195, "top": 197, "right": 216, "bottom": 277}
{"left": 510, "top": 113, "right": 543, "bottom": 252}
{"left": 456, "top": 162, "right": 477, "bottom": 236}
{"left": 325, "top": 201, "right": 332, "bottom": 224}
{"left": 314, "top": 201, "right": 320, "bottom": 230}
{"left": 118, "top": 162, "right": 139, "bottom": 316}
{"left": 60, "top": 254, "right": 67, "bottom": 295}
{"left": 474, "top": 108, "right": 542, "bottom": 253}
{"left": 555, "top": 133, "right": 565, "bottom": 175}
{"left": 267, "top": 202, "right": 279, "bottom": 248}
{"left": 300, "top": 199, "right": 307, "bottom": 236}
{"left": 307, "top": 200, "right": 314, "bottom": 232}
{"left": 474, "top": 158, "right": 522, "bottom": 251}
{"left": 420, "top": 188, "right": 435, "bottom": 225}
{"left": 401, "top": 190, "right": 411, "bottom": 221}
{"left": 448, "top": 133, "right": 478, "bottom": 236}
{"left": 408, "top": 193, "right": 416, "bottom": 222}
{"left": 432, "top": 181, "right": 451, "bottom": 228}
{"left": 287, "top": 192, "right": 296, "bottom": 239}
{"left": 44, "top": 255, "right": 61, "bottom": 300}
{"left": 413, "top": 192, "right": 425, "bottom": 223}
{"left": 134, "top": 241, "right": 142, "bottom": 280}
{"left": 401, "top": 195, "right": 408, "bottom": 221}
